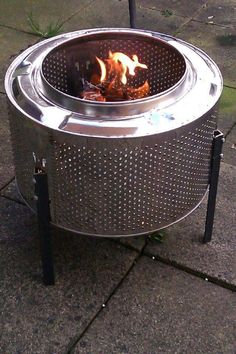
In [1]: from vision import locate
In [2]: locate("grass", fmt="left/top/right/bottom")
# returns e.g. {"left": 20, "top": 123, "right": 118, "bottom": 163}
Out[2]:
{"left": 27, "top": 12, "right": 64, "bottom": 38}
{"left": 149, "top": 230, "right": 165, "bottom": 243}
{"left": 216, "top": 34, "right": 236, "bottom": 47}
{"left": 161, "top": 9, "right": 173, "bottom": 17}
{"left": 219, "top": 86, "right": 236, "bottom": 114}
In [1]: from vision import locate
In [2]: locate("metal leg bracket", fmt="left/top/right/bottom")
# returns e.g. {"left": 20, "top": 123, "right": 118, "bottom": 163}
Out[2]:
{"left": 34, "top": 170, "right": 55, "bottom": 285}
{"left": 203, "top": 130, "right": 224, "bottom": 243}
{"left": 128, "top": 0, "right": 136, "bottom": 28}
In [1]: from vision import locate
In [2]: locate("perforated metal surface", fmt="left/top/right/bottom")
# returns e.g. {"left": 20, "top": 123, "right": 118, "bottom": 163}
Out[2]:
{"left": 8, "top": 103, "right": 217, "bottom": 236}
{"left": 47, "top": 115, "right": 216, "bottom": 235}
{"left": 8, "top": 106, "right": 49, "bottom": 210}
{"left": 8, "top": 109, "right": 35, "bottom": 205}
{"left": 5, "top": 29, "right": 223, "bottom": 237}
{"left": 43, "top": 49, "right": 68, "bottom": 93}
{"left": 42, "top": 33, "right": 186, "bottom": 97}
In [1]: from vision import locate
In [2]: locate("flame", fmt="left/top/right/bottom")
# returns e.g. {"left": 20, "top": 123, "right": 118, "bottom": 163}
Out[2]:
{"left": 96, "top": 51, "right": 147, "bottom": 86}
{"left": 96, "top": 56, "right": 106, "bottom": 82}
{"left": 81, "top": 51, "right": 149, "bottom": 102}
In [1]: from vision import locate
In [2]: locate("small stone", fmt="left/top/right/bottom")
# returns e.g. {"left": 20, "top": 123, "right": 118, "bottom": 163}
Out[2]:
{"left": 152, "top": 256, "right": 155, "bottom": 260}
{"left": 102, "top": 304, "right": 106, "bottom": 307}
{"left": 205, "top": 278, "right": 208, "bottom": 281}
{"left": 207, "top": 15, "right": 214, "bottom": 19}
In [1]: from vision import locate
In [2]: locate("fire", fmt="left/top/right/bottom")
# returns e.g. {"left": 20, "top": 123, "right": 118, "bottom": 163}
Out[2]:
{"left": 81, "top": 51, "right": 149, "bottom": 102}
{"left": 96, "top": 57, "right": 106, "bottom": 82}
{"left": 97, "top": 51, "right": 148, "bottom": 85}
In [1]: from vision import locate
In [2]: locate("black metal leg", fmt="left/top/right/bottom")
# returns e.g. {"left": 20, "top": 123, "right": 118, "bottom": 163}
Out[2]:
{"left": 128, "top": 0, "right": 136, "bottom": 28}
{"left": 203, "top": 130, "right": 224, "bottom": 243}
{"left": 34, "top": 172, "right": 55, "bottom": 285}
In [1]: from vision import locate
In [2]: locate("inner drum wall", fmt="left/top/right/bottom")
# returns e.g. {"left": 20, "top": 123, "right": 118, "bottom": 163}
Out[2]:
{"left": 42, "top": 37, "right": 186, "bottom": 97}
{"left": 9, "top": 103, "right": 216, "bottom": 236}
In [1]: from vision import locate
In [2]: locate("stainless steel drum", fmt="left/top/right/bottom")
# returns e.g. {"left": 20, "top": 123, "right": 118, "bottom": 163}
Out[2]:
{"left": 5, "top": 28, "right": 223, "bottom": 237}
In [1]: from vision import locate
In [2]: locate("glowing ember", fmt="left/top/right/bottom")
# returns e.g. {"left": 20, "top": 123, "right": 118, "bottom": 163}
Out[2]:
{"left": 80, "top": 51, "right": 149, "bottom": 102}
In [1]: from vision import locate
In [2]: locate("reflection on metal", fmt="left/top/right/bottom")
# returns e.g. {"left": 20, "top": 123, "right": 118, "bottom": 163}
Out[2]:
{"left": 5, "top": 29, "right": 223, "bottom": 237}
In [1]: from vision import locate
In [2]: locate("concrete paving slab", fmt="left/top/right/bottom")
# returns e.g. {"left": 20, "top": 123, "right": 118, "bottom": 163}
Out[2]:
{"left": 226, "top": 124, "right": 236, "bottom": 144}
{"left": 0, "top": 196, "right": 35, "bottom": 242}
{"left": 74, "top": 256, "right": 236, "bottom": 354}
{"left": 0, "top": 93, "right": 14, "bottom": 189}
{"left": 137, "top": 0, "right": 206, "bottom": 18}
{"left": 0, "top": 178, "right": 24, "bottom": 203}
{"left": 223, "top": 141, "right": 236, "bottom": 166}
{"left": 0, "top": 26, "right": 36, "bottom": 92}
{"left": 223, "top": 124, "right": 236, "bottom": 165}
{"left": 217, "top": 86, "right": 236, "bottom": 137}
{"left": 195, "top": 0, "right": 236, "bottom": 27}
{"left": 62, "top": 0, "right": 184, "bottom": 35}
{"left": 116, "top": 236, "right": 146, "bottom": 252}
{"left": 176, "top": 20, "right": 236, "bottom": 88}
{"left": 144, "top": 162, "right": 236, "bottom": 288}
{"left": 62, "top": 0, "right": 130, "bottom": 32}
{"left": 0, "top": 0, "right": 90, "bottom": 33}
{"left": 135, "top": 6, "right": 184, "bottom": 34}
{"left": 223, "top": 118, "right": 236, "bottom": 164}
{"left": 0, "top": 196, "right": 36, "bottom": 242}
{"left": 0, "top": 196, "right": 138, "bottom": 354}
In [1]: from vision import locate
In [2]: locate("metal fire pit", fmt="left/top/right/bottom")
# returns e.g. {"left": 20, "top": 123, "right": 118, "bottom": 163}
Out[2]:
{"left": 5, "top": 28, "right": 223, "bottom": 283}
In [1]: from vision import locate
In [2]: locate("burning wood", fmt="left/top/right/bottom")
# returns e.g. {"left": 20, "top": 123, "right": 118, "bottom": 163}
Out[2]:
{"left": 82, "top": 88, "right": 106, "bottom": 102}
{"left": 79, "top": 51, "right": 149, "bottom": 102}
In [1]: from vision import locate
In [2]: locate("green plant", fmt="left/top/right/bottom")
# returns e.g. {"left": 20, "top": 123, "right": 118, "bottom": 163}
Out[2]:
{"left": 161, "top": 9, "right": 173, "bottom": 17}
{"left": 216, "top": 34, "right": 236, "bottom": 46}
{"left": 149, "top": 230, "right": 165, "bottom": 243}
{"left": 27, "top": 12, "right": 64, "bottom": 38}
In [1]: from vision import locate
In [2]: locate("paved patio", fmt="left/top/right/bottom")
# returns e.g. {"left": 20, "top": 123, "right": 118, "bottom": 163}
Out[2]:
{"left": 0, "top": 1, "right": 235, "bottom": 353}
